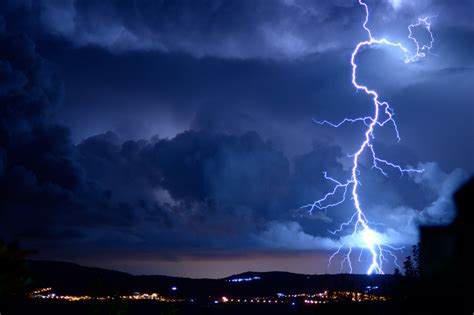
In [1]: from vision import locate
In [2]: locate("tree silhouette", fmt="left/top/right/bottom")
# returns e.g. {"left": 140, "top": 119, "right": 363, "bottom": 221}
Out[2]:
{"left": 0, "top": 240, "right": 33, "bottom": 303}
{"left": 393, "top": 268, "right": 401, "bottom": 276}
{"left": 403, "top": 256, "right": 416, "bottom": 277}
{"left": 412, "top": 243, "right": 420, "bottom": 277}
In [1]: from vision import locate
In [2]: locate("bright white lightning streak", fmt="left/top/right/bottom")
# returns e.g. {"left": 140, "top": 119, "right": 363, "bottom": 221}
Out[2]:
{"left": 301, "top": 1, "right": 435, "bottom": 274}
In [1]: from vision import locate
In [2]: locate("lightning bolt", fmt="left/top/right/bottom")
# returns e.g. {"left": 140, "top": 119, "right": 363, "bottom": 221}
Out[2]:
{"left": 301, "top": 1, "right": 435, "bottom": 274}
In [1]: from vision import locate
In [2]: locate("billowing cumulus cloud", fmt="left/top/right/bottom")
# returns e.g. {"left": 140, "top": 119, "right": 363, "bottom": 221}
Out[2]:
{"left": 256, "top": 221, "right": 339, "bottom": 250}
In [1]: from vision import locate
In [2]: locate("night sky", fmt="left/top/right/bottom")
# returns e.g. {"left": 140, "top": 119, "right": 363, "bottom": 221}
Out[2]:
{"left": 1, "top": 0, "right": 472, "bottom": 278}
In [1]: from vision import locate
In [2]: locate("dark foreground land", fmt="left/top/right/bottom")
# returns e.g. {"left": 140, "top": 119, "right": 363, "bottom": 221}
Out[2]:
{"left": 4, "top": 298, "right": 467, "bottom": 315}
{"left": 1, "top": 260, "right": 469, "bottom": 315}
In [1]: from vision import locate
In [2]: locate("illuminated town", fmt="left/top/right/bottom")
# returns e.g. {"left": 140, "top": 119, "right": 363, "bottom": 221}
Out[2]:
{"left": 29, "top": 287, "right": 388, "bottom": 306}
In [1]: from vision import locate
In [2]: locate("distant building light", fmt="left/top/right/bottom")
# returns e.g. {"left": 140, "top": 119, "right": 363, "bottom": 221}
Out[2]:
{"left": 171, "top": 286, "right": 177, "bottom": 291}
{"left": 226, "top": 276, "right": 261, "bottom": 283}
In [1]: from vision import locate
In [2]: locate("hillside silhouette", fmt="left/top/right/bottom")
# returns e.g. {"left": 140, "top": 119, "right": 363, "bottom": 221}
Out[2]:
{"left": 27, "top": 260, "right": 398, "bottom": 298}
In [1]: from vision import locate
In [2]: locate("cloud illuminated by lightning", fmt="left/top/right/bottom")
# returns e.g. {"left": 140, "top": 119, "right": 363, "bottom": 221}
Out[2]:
{"left": 301, "top": 1, "right": 435, "bottom": 274}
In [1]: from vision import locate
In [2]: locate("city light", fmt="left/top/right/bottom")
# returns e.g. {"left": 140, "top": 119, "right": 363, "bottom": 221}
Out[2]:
{"left": 28, "top": 287, "right": 389, "bottom": 305}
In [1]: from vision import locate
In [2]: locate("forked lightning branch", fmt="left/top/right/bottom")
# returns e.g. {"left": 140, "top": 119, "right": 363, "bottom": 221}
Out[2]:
{"left": 301, "top": 0, "right": 435, "bottom": 275}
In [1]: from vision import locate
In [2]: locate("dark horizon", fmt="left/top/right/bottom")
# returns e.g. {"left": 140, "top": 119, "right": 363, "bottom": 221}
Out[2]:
{"left": 28, "top": 252, "right": 333, "bottom": 279}
{"left": 28, "top": 258, "right": 387, "bottom": 279}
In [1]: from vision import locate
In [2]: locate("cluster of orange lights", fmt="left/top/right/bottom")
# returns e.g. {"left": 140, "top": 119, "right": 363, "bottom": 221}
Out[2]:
{"left": 29, "top": 287, "right": 52, "bottom": 295}
{"left": 30, "top": 290, "right": 92, "bottom": 301}
{"left": 322, "top": 290, "right": 388, "bottom": 302}
{"left": 219, "top": 290, "right": 388, "bottom": 305}
{"left": 29, "top": 288, "right": 388, "bottom": 305}
{"left": 29, "top": 288, "right": 177, "bottom": 302}
{"left": 118, "top": 293, "right": 176, "bottom": 302}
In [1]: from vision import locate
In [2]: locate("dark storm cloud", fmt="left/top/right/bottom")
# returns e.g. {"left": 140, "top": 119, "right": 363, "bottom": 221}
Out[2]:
{"left": 4, "top": 0, "right": 471, "bottom": 167}
{"left": 37, "top": 0, "right": 361, "bottom": 59}
{"left": 17, "top": 0, "right": 473, "bottom": 60}
{"left": 0, "top": 25, "right": 305, "bottom": 252}
{"left": 0, "top": 19, "right": 77, "bottom": 239}
{"left": 75, "top": 129, "right": 291, "bottom": 228}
